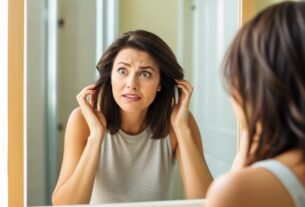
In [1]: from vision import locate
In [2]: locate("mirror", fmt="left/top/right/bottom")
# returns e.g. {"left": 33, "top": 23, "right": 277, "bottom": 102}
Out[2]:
{"left": 27, "top": 0, "right": 242, "bottom": 205}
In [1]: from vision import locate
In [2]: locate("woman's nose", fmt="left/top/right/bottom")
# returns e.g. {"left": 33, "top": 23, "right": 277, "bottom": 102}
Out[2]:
{"left": 126, "top": 74, "right": 138, "bottom": 90}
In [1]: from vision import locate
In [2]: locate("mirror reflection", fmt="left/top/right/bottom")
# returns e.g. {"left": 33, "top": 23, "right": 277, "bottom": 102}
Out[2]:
{"left": 26, "top": 0, "right": 251, "bottom": 205}
{"left": 53, "top": 31, "right": 214, "bottom": 204}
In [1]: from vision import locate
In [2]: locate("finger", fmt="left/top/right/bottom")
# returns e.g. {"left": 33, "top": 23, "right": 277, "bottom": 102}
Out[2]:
{"left": 175, "top": 79, "right": 187, "bottom": 82}
{"left": 79, "top": 84, "right": 97, "bottom": 94}
{"left": 180, "top": 85, "right": 193, "bottom": 95}
{"left": 175, "top": 79, "right": 192, "bottom": 87}
{"left": 176, "top": 83, "right": 192, "bottom": 97}
{"left": 85, "top": 84, "right": 97, "bottom": 89}
{"left": 89, "top": 95, "right": 94, "bottom": 107}
{"left": 89, "top": 91, "right": 96, "bottom": 107}
{"left": 77, "top": 91, "right": 97, "bottom": 123}
{"left": 77, "top": 90, "right": 95, "bottom": 106}
{"left": 175, "top": 80, "right": 193, "bottom": 93}
{"left": 77, "top": 90, "right": 96, "bottom": 104}
{"left": 176, "top": 86, "right": 187, "bottom": 105}
{"left": 175, "top": 79, "right": 190, "bottom": 84}
{"left": 77, "top": 89, "right": 95, "bottom": 99}
{"left": 176, "top": 84, "right": 192, "bottom": 106}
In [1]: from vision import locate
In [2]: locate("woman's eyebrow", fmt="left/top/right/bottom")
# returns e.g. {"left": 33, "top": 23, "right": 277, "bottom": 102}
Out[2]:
{"left": 117, "top": 62, "right": 131, "bottom": 66}
{"left": 139, "top": 65, "right": 156, "bottom": 71}
{"left": 117, "top": 61, "right": 156, "bottom": 71}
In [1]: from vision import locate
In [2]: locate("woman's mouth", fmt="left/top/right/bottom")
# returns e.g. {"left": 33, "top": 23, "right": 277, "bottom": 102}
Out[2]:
{"left": 122, "top": 94, "right": 141, "bottom": 102}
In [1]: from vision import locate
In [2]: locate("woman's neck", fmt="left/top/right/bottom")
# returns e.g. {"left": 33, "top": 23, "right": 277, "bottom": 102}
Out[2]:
{"left": 120, "top": 110, "right": 148, "bottom": 135}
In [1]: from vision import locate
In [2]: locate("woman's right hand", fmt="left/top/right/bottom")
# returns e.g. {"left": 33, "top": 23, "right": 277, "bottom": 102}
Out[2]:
{"left": 76, "top": 84, "right": 106, "bottom": 139}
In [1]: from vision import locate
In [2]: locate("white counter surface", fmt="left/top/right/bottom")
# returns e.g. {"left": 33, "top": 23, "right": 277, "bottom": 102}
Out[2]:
{"left": 33, "top": 199, "right": 206, "bottom": 207}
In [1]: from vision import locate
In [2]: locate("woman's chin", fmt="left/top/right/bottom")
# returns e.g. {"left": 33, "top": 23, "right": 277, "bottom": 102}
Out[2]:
{"left": 119, "top": 105, "right": 148, "bottom": 114}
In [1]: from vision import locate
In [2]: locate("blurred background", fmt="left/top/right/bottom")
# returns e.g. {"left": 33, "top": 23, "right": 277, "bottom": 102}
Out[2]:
{"left": 27, "top": 0, "right": 289, "bottom": 205}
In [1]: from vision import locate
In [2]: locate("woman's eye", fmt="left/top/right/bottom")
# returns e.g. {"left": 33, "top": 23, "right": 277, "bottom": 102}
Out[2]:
{"left": 140, "top": 71, "right": 152, "bottom": 78}
{"left": 118, "top": 68, "right": 127, "bottom": 75}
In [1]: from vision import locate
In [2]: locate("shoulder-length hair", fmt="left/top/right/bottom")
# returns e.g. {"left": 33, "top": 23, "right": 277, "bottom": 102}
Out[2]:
{"left": 93, "top": 30, "right": 184, "bottom": 139}
{"left": 223, "top": 2, "right": 305, "bottom": 164}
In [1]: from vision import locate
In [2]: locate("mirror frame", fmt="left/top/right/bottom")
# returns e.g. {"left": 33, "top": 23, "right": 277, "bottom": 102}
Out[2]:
{"left": 8, "top": 0, "right": 24, "bottom": 206}
{"left": 7, "top": 0, "right": 256, "bottom": 205}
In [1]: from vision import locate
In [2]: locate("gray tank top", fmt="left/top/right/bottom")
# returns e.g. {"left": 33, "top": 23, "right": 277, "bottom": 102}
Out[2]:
{"left": 90, "top": 128, "right": 175, "bottom": 204}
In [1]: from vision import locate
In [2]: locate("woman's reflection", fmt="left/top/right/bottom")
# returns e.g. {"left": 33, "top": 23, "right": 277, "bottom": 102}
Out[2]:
{"left": 51, "top": 30, "right": 213, "bottom": 205}
{"left": 206, "top": 2, "right": 305, "bottom": 207}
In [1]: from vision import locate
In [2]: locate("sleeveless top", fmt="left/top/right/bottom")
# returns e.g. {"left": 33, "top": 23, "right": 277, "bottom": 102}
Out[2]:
{"left": 90, "top": 128, "right": 175, "bottom": 204}
{"left": 252, "top": 159, "right": 305, "bottom": 207}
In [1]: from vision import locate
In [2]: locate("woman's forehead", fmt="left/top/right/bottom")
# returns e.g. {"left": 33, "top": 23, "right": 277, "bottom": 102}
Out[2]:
{"left": 114, "top": 48, "right": 158, "bottom": 67}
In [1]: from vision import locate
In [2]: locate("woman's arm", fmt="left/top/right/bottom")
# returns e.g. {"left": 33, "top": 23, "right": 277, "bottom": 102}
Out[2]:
{"left": 51, "top": 108, "right": 104, "bottom": 205}
{"left": 171, "top": 113, "right": 213, "bottom": 199}
{"left": 171, "top": 80, "right": 213, "bottom": 199}
{"left": 52, "top": 85, "right": 106, "bottom": 205}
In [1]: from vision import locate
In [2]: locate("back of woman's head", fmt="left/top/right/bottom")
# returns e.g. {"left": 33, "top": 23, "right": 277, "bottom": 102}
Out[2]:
{"left": 93, "top": 30, "right": 184, "bottom": 138}
{"left": 223, "top": 1, "right": 305, "bottom": 164}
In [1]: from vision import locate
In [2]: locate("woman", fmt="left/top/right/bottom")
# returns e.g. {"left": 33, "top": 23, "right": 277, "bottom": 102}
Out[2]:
{"left": 52, "top": 30, "right": 213, "bottom": 205}
{"left": 206, "top": 2, "right": 305, "bottom": 207}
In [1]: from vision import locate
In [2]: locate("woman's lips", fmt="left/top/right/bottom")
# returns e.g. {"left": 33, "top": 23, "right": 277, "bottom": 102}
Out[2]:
{"left": 122, "top": 94, "right": 141, "bottom": 102}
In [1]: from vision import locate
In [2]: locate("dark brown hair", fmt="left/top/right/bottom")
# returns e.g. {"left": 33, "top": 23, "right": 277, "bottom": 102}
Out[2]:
{"left": 223, "top": 1, "right": 305, "bottom": 164}
{"left": 93, "top": 30, "right": 184, "bottom": 139}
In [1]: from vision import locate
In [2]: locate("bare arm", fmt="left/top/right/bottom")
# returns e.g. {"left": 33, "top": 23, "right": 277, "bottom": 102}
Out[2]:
{"left": 171, "top": 80, "right": 213, "bottom": 199}
{"left": 206, "top": 172, "right": 245, "bottom": 207}
{"left": 171, "top": 113, "right": 213, "bottom": 199}
{"left": 52, "top": 85, "right": 106, "bottom": 205}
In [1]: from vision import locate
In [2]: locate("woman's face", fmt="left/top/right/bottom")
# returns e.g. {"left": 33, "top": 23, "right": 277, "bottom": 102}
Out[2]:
{"left": 111, "top": 48, "right": 161, "bottom": 113}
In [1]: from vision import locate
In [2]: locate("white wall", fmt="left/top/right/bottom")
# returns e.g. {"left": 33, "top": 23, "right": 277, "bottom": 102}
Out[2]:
{"left": 119, "top": 0, "right": 178, "bottom": 54}
{"left": 192, "top": 0, "right": 239, "bottom": 177}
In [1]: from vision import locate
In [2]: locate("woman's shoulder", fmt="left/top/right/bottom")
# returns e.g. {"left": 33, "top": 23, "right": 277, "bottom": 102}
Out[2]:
{"left": 206, "top": 168, "right": 256, "bottom": 207}
{"left": 65, "top": 107, "right": 90, "bottom": 144}
{"left": 68, "top": 107, "right": 88, "bottom": 128}
{"left": 206, "top": 165, "right": 294, "bottom": 207}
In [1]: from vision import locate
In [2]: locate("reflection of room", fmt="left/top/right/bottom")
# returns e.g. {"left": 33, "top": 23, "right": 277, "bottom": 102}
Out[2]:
{"left": 27, "top": 0, "right": 238, "bottom": 205}
{"left": 28, "top": 0, "right": 293, "bottom": 206}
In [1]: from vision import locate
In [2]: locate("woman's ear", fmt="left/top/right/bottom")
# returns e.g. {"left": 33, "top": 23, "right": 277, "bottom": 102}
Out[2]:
{"left": 157, "top": 86, "right": 162, "bottom": 91}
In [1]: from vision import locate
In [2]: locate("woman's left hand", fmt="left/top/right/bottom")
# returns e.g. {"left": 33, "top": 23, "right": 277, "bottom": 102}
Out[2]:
{"left": 170, "top": 79, "right": 193, "bottom": 128}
